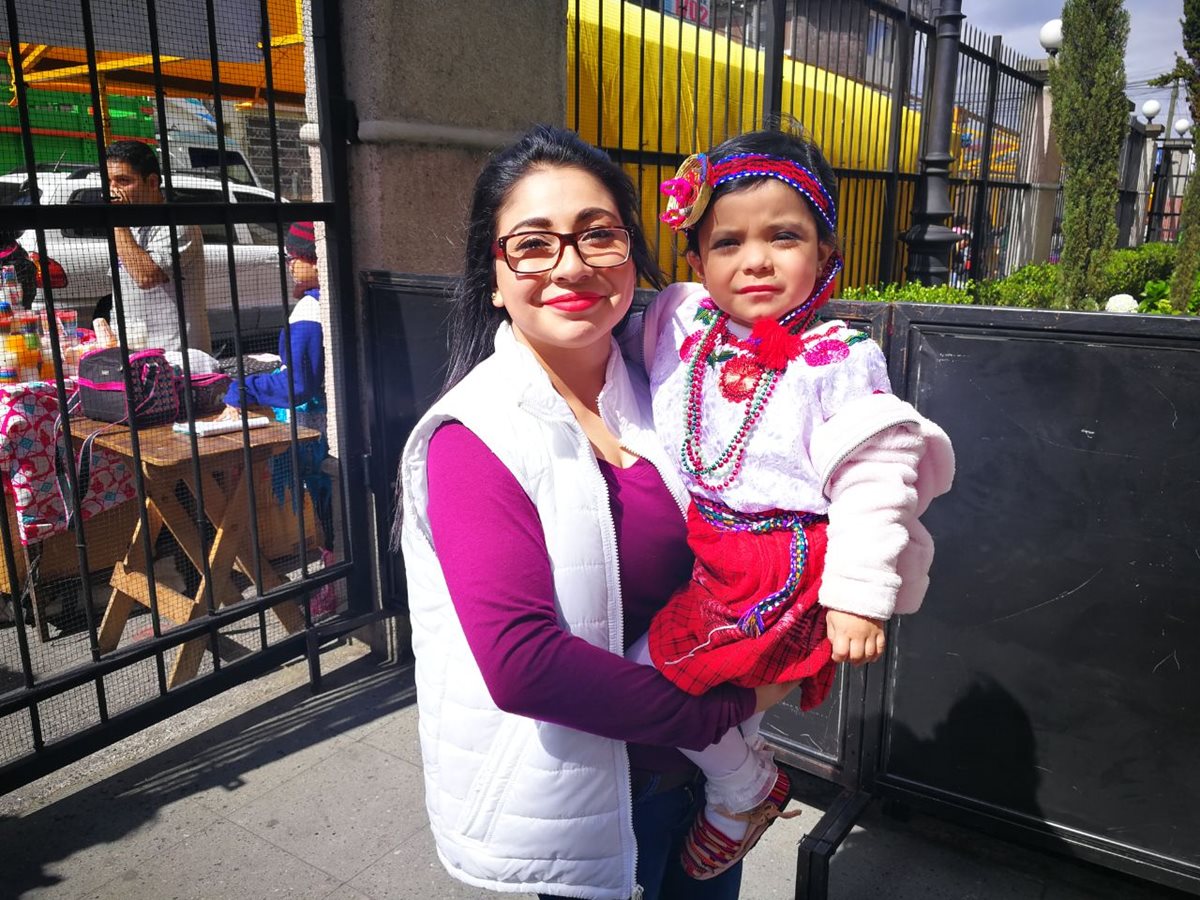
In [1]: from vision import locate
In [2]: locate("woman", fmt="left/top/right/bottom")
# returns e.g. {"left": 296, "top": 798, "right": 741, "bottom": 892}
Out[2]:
{"left": 395, "top": 126, "right": 793, "bottom": 899}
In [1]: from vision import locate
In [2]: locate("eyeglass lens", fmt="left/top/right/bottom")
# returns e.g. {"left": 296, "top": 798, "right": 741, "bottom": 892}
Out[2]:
{"left": 503, "top": 227, "right": 631, "bottom": 273}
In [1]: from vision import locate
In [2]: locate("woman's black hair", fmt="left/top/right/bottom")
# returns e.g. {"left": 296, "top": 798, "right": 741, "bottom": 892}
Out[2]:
{"left": 439, "top": 124, "right": 664, "bottom": 396}
{"left": 684, "top": 127, "right": 839, "bottom": 256}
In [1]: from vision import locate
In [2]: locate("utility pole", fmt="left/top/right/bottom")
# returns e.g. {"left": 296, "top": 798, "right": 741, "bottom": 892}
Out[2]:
{"left": 1166, "top": 77, "right": 1181, "bottom": 134}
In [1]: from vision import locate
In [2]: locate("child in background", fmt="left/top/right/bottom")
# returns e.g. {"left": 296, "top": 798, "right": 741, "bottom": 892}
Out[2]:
{"left": 630, "top": 128, "right": 955, "bottom": 878}
{"left": 220, "top": 221, "right": 335, "bottom": 614}
{"left": 0, "top": 227, "right": 38, "bottom": 309}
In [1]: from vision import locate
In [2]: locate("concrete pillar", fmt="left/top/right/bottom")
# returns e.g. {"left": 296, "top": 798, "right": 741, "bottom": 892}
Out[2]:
{"left": 1024, "top": 60, "right": 1063, "bottom": 264}
{"left": 306, "top": 1, "right": 568, "bottom": 659}
{"left": 342, "top": 0, "right": 568, "bottom": 275}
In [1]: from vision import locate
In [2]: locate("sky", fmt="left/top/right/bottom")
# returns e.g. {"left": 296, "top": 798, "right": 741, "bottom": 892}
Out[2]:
{"left": 960, "top": 0, "right": 1192, "bottom": 135}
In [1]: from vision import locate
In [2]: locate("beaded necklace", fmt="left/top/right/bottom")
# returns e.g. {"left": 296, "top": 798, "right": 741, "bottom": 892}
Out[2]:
{"left": 680, "top": 305, "right": 812, "bottom": 492}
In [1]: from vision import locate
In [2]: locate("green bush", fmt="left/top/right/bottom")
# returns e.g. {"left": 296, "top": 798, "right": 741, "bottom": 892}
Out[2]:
{"left": 839, "top": 281, "right": 974, "bottom": 305}
{"left": 1101, "top": 243, "right": 1177, "bottom": 297}
{"left": 973, "top": 263, "right": 1064, "bottom": 309}
{"left": 841, "top": 242, "right": 1198, "bottom": 316}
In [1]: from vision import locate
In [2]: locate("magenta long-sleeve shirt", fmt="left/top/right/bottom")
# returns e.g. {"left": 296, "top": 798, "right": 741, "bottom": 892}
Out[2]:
{"left": 425, "top": 422, "right": 755, "bottom": 772}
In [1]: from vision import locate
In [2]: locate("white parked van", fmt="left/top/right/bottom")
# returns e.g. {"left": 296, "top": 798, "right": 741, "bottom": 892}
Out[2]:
{"left": 1, "top": 167, "right": 290, "bottom": 355}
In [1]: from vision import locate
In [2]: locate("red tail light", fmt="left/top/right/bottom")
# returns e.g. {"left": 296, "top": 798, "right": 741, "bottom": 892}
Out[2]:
{"left": 28, "top": 253, "right": 68, "bottom": 289}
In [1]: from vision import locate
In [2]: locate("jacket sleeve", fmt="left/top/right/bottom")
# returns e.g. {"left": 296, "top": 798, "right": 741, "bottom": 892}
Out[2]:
{"left": 818, "top": 425, "right": 922, "bottom": 619}
{"left": 224, "top": 319, "right": 323, "bottom": 409}
{"left": 426, "top": 422, "right": 754, "bottom": 751}
{"left": 813, "top": 393, "right": 956, "bottom": 618}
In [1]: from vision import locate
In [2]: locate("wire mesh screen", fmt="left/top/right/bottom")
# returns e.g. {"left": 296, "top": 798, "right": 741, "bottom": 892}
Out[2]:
{"left": 0, "top": 0, "right": 358, "bottom": 786}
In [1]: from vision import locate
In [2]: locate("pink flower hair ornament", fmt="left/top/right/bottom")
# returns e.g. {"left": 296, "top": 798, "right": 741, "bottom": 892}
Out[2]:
{"left": 658, "top": 153, "right": 713, "bottom": 231}
{"left": 658, "top": 151, "right": 838, "bottom": 235}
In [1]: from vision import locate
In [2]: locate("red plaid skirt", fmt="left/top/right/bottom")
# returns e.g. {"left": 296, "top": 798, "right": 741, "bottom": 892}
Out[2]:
{"left": 647, "top": 502, "right": 835, "bottom": 710}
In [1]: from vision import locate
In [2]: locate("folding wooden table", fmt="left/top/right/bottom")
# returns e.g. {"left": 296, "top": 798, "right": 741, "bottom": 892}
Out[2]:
{"left": 87, "top": 418, "right": 318, "bottom": 687}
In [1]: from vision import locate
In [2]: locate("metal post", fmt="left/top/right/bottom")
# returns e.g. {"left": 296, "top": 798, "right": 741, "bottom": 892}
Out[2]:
{"left": 902, "top": 0, "right": 964, "bottom": 285}
{"left": 761, "top": 0, "right": 786, "bottom": 125}
{"left": 1148, "top": 143, "right": 1173, "bottom": 242}
{"left": 878, "top": 17, "right": 915, "bottom": 285}
{"left": 1116, "top": 116, "right": 1148, "bottom": 248}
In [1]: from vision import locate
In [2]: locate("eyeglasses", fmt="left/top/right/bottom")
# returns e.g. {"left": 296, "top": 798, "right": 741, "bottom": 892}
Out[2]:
{"left": 495, "top": 226, "right": 633, "bottom": 274}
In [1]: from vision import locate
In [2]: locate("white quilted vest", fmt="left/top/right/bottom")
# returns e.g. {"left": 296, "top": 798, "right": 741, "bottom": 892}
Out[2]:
{"left": 399, "top": 323, "right": 688, "bottom": 899}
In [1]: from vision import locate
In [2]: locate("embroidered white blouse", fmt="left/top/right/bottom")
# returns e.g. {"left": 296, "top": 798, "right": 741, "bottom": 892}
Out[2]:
{"left": 643, "top": 281, "right": 891, "bottom": 515}
{"left": 639, "top": 281, "right": 956, "bottom": 619}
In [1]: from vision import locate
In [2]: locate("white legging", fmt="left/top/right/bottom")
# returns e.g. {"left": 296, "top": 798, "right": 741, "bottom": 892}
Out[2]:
{"left": 628, "top": 634, "right": 777, "bottom": 813}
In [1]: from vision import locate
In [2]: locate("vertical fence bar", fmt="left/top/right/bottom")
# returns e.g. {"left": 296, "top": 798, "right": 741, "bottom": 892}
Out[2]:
{"left": 144, "top": 0, "right": 224, "bottom": 677}
{"left": 201, "top": 0, "right": 269, "bottom": 647}
{"left": 311, "top": 0, "right": 367, "bottom": 619}
{"left": 1, "top": 1, "right": 96, "bottom": 677}
{"left": 878, "top": 11, "right": 914, "bottom": 285}
{"left": 596, "top": 0, "right": 604, "bottom": 148}
{"left": 616, "top": 0, "right": 625, "bottom": 164}
{"left": 255, "top": 0, "right": 313, "bottom": 621}
{"left": 77, "top": 0, "right": 169, "bottom": 696}
{"left": 969, "top": 35, "right": 1001, "bottom": 282}
{"left": 573, "top": 0, "right": 581, "bottom": 133}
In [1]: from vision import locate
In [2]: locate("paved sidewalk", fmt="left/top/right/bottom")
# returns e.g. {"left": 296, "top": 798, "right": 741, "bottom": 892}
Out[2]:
{"left": 0, "top": 643, "right": 1188, "bottom": 900}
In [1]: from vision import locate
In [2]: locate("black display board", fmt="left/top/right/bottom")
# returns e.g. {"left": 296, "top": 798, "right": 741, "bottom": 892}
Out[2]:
{"left": 361, "top": 272, "right": 455, "bottom": 610}
{"left": 874, "top": 307, "right": 1200, "bottom": 892}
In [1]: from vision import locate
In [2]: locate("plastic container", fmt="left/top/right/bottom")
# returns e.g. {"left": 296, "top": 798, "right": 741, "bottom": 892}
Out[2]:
{"left": 0, "top": 350, "right": 18, "bottom": 385}
{"left": 0, "top": 265, "right": 21, "bottom": 311}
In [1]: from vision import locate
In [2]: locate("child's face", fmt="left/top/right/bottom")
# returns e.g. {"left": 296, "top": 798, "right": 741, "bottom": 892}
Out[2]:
{"left": 288, "top": 255, "right": 319, "bottom": 298}
{"left": 686, "top": 179, "right": 832, "bottom": 328}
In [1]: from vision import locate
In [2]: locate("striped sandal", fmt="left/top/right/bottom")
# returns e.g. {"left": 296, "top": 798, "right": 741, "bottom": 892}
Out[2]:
{"left": 680, "top": 768, "right": 800, "bottom": 880}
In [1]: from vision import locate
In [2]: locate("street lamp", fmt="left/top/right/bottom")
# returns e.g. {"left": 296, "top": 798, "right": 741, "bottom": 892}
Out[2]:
{"left": 1039, "top": 19, "right": 1063, "bottom": 57}
{"left": 1175, "top": 118, "right": 1193, "bottom": 138}
{"left": 1141, "top": 100, "right": 1161, "bottom": 125}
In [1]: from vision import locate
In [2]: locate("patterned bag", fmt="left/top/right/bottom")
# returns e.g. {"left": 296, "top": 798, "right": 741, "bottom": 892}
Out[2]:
{"left": 176, "top": 371, "right": 232, "bottom": 418}
{"left": 74, "top": 347, "right": 179, "bottom": 426}
{"left": 56, "top": 347, "right": 177, "bottom": 529}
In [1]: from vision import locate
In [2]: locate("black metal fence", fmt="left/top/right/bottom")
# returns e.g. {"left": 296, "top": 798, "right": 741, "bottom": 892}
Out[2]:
{"left": 0, "top": 0, "right": 373, "bottom": 791}
{"left": 567, "top": 0, "right": 1047, "bottom": 288}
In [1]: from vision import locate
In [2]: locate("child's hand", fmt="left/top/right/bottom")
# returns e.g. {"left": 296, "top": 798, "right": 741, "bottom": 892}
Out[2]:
{"left": 825, "top": 610, "right": 886, "bottom": 666}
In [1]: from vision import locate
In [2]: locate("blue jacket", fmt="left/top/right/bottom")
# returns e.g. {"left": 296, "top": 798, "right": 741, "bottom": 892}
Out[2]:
{"left": 225, "top": 289, "right": 324, "bottom": 410}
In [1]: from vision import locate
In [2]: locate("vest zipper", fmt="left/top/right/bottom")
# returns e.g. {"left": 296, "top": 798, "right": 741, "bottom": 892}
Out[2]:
{"left": 574, "top": 423, "right": 640, "bottom": 900}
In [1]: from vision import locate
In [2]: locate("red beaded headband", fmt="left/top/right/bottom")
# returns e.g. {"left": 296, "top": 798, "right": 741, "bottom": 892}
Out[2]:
{"left": 659, "top": 152, "right": 837, "bottom": 234}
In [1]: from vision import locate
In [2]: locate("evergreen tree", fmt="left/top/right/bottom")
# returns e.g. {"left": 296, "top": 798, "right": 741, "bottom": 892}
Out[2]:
{"left": 1049, "top": 0, "right": 1130, "bottom": 309}
{"left": 1149, "top": 0, "right": 1200, "bottom": 312}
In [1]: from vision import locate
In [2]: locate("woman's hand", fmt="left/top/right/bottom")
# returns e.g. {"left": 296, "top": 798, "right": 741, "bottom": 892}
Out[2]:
{"left": 215, "top": 404, "right": 243, "bottom": 422}
{"left": 754, "top": 680, "right": 801, "bottom": 713}
{"left": 825, "top": 610, "right": 886, "bottom": 666}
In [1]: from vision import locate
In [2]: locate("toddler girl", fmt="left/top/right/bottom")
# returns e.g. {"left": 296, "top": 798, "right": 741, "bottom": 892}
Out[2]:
{"left": 628, "top": 128, "right": 955, "bottom": 879}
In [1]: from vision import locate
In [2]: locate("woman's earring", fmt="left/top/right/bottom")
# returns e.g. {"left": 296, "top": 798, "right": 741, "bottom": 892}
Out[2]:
{"left": 491, "top": 289, "right": 504, "bottom": 308}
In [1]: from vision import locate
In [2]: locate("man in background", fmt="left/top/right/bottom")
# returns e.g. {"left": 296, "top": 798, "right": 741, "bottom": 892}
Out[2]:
{"left": 106, "top": 140, "right": 212, "bottom": 359}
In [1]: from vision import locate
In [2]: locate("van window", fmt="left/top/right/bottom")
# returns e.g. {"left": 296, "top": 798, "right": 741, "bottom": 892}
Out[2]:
{"left": 186, "top": 148, "right": 256, "bottom": 187}
{"left": 64, "top": 187, "right": 106, "bottom": 238}
{"left": 173, "top": 187, "right": 236, "bottom": 245}
{"left": 233, "top": 190, "right": 282, "bottom": 245}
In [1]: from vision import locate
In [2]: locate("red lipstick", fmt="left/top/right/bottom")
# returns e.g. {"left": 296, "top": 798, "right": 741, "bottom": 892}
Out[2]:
{"left": 544, "top": 292, "right": 604, "bottom": 311}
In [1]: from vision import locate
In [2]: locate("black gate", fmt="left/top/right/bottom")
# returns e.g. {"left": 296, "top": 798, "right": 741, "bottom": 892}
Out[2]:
{"left": 0, "top": 0, "right": 375, "bottom": 792}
